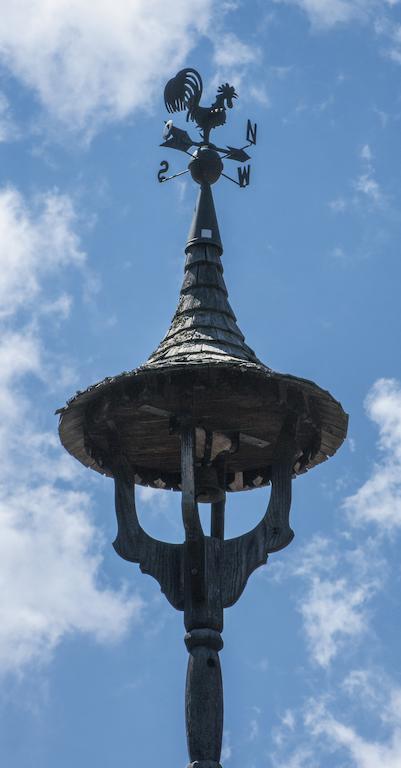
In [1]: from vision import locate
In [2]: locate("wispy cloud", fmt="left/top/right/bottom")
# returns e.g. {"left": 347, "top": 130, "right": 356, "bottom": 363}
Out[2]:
{"left": 213, "top": 32, "right": 259, "bottom": 69}
{"left": 210, "top": 30, "right": 262, "bottom": 102}
{"left": 266, "top": 380, "right": 401, "bottom": 670}
{"left": 0, "top": 0, "right": 216, "bottom": 135}
{"left": 273, "top": 671, "right": 401, "bottom": 767}
{"left": 329, "top": 143, "right": 386, "bottom": 214}
{"left": 221, "top": 730, "right": 233, "bottom": 761}
{"left": 0, "top": 187, "right": 85, "bottom": 318}
{"left": 292, "top": 536, "right": 381, "bottom": 667}
{"left": 275, "top": 0, "right": 401, "bottom": 78}
{"left": 138, "top": 486, "right": 169, "bottom": 514}
{"left": 275, "top": 0, "right": 386, "bottom": 30}
{"left": 328, "top": 197, "right": 347, "bottom": 213}
{"left": 354, "top": 153, "right": 384, "bottom": 206}
{"left": 298, "top": 572, "right": 374, "bottom": 667}
{"left": 0, "top": 184, "right": 142, "bottom": 674}
{"left": 0, "top": 91, "right": 18, "bottom": 142}
{"left": 304, "top": 684, "right": 401, "bottom": 768}
{"left": 374, "top": 14, "right": 401, "bottom": 66}
{"left": 344, "top": 378, "right": 401, "bottom": 531}
{"left": 330, "top": 245, "right": 347, "bottom": 260}
{"left": 354, "top": 142, "right": 385, "bottom": 207}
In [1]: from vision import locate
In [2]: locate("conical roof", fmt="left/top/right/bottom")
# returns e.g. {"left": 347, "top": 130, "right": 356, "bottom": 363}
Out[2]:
{"left": 146, "top": 184, "right": 261, "bottom": 367}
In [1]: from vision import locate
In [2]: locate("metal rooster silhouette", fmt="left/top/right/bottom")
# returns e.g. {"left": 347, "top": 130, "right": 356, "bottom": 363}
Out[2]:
{"left": 164, "top": 68, "right": 238, "bottom": 143}
{"left": 158, "top": 67, "right": 257, "bottom": 189}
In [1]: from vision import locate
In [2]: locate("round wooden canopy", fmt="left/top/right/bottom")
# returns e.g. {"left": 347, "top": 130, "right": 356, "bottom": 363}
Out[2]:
{"left": 58, "top": 358, "right": 348, "bottom": 495}
{"left": 58, "top": 183, "right": 348, "bottom": 497}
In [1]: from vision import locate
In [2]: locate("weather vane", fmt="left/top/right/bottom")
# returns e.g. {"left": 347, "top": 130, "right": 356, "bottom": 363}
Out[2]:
{"left": 158, "top": 68, "right": 256, "bottom": 188}
{"left": 58, "top": 66, "right": 347, "bottom": 768}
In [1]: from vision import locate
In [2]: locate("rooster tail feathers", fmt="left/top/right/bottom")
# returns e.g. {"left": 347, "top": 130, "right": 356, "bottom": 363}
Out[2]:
{"left": 164, "top": 68, "right": 203, "bottom": 115}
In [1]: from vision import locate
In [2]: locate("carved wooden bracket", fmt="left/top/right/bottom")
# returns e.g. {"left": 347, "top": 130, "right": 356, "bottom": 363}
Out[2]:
{"left": 113, "top": 455, "right": 294, "bottom": 615}
{"left": 113, "top": 478, "right": 184, "bottom": 611}
{"left": 112, "top": 416, "right": 297, "bottom": 768}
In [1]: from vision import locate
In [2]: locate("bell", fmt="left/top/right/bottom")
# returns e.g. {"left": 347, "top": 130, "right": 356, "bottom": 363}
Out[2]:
{"left": 195, "top": 465, "right": 225, "bottom": 504}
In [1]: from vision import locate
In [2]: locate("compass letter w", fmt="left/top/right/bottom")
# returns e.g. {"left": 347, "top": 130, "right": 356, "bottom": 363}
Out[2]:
{"left": 237, "top": 165, "right": 251, "bottom": 188}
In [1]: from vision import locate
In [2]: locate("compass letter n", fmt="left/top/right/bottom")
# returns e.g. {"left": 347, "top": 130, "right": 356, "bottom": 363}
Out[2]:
{"left": 237, "top": 165, "right": 251, "bottom": 188}
{"left": 246, "top": 120, "right": 257, "bottom": 145}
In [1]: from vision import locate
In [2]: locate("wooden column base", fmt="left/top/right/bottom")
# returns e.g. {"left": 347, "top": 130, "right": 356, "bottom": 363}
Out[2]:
{"left": 185, "top": 629, "right": 224, "bottom": 768}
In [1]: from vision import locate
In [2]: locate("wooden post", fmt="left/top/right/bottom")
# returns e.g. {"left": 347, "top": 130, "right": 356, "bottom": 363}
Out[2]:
{"left": 185, "top": 628, "right": 224, "bottom": 768}
{"left": 112, "top": 424, "right": 296, "bottom": 768}
{"left": 181, "top": 424, "right": 224, "bottom": 768}
{"left": 211, "top": 497, "right": 225, "bottom": 540}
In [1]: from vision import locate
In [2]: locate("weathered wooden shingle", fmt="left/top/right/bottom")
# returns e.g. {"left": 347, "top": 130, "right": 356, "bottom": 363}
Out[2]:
{"left": 147, "top": 241, "right": 260, "bottom": 366}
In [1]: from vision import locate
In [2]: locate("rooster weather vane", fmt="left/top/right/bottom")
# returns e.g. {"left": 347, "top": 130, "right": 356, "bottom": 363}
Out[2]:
{"left": 158, "top": 68, "right": 257, "bottom": 188}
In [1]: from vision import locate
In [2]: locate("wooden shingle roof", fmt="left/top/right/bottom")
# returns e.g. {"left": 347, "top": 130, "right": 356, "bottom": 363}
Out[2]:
{"left": 57, "top": 182, "right": 348, "bottom": 494}
{"left": 147, "top": 183, "right": 262, "bottom": 368}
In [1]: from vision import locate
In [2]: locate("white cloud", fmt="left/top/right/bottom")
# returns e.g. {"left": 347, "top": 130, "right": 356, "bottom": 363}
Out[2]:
{"left": 213, "top": 32, "right": 259, "bottom": 68}
{"left": 0, "top": 187, "right": 85, "bottom": 318}
{"left": 342, "top": 668, "right": 388, "bottom": 710}
{"left": 209, "top": 31, "right": 261, "bottom": 103}
{"left": 274, "top": 673, "right": 401, "bottom": 768}
{"left": 282, "top": 710, "right": 296, "bottom": 731}
{"left": 0, "top": 91, "right": 17, "bottom": 142}
{"left": 354, "top": 142, "right": 385, "bottom": 206}
{"left": 304, "top": 690, "right": 401, "bottom": 768}
{"left": 282, "top": 379, "right": 401, "bottom": 670}
{"left": 292, "top": 537, "right": 381, "bottom": 667}
{"left": 0, "top": 476, "right": 142, "bottom": 672}
{"left": 344, "top": 378, "right": 401, "bottom": 530}
{"left": 221, "top": 730, "right": 232, "bottom": 761}
{"left": 374, "top": 16, "right": 401, "bottom": 65}
{"left": 328, "top": 197, "right": 347, "bottom": 213}
{"left": 272, "top": 708, "right": 297, "bottom": 750}
{"left": 329, "top": 144, "right": 385, "bottom": 213}
{"left": 355, "top": 173, "right": 383, "bottom": 205}
{"left": 361, "top": 143, "right": 373, "bottom": 161}
{"left": 248, "top": 84, "right": 271, "bottom": 107}
{"left": 0, "top": 184, "right": 141, "bottom": 674}
{"left": 272, "top": 746, "right": 317, "bottom": 768}
{"left": 274, "top": 0, "right": 376, "bottom": 28}
{"left": 331, "top": 245, "right": 346, "bottom": 260}
{"left": 278, "top": 0, "right": 401, "bottom": 69}
{"left": 0, "top": 0, "right": 215, "bottom": 133}
{"left": 139, "top": 486, "right": 168, "bottom": 505}
{"left": 299, "top": 575, "right": 372, "bottom": 667}
{"left": 248, "top": 707, "right": 262, "bottom": 742}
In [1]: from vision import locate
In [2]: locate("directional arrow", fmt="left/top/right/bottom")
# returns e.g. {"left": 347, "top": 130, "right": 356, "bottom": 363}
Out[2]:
{"left": 224, "top": 146, "right": 251, "bottom": 163}
{"left": 160, "top": 123, "right": 195, "bottom": 153}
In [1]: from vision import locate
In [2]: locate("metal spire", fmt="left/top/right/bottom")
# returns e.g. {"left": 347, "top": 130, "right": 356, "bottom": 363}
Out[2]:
{"left": 186, "top": 183, "right": 222, "bottom": 253}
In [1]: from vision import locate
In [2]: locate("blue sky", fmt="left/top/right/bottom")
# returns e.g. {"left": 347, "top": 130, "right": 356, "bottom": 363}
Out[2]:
{"left": 1, "top": 1, "right": 401, "bottom": 766}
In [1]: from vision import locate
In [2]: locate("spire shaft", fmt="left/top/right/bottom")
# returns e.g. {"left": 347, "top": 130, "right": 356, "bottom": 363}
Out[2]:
{"left": 186, "top": 183, "right": 223, "bottom": 254}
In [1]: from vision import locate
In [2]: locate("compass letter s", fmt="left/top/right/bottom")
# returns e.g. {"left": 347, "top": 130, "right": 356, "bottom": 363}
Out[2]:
{"left": 158, "top": 160, "right": 169, "bottom": 183}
